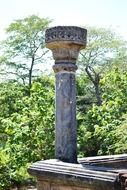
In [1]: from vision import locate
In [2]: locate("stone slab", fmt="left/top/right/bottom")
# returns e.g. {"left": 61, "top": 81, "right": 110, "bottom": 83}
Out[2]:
{"left": 28, "top": 159, "right": 120, "bottom": 190}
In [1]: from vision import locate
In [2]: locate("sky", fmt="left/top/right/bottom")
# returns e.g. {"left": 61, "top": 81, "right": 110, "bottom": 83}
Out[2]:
{"left": 0, "top": 0, "right": 126, "bottom": 77}
{"left": 0, "top": 0, "right": 127, "bottom": 40}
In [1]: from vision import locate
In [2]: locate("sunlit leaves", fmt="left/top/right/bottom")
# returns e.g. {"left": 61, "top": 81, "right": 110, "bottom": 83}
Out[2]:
{"left": 0, "top": 15, "right": 51, "bottom": 85}
{"left": 0, "top": 76, "right": 55, "bottom": 189}
{"left": 78, "top": 66, "right": 127, "bottom": 156}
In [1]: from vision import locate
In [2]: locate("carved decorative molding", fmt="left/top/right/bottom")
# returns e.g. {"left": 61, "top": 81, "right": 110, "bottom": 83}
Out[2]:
{"left": 45, "top": 26, "right": 87, "bottom": 64}
{"left": 52, "top": 48, "right": 79, "bottom": 62}
{"left": 45, "top": 26, "right": 87, "bottom": 46}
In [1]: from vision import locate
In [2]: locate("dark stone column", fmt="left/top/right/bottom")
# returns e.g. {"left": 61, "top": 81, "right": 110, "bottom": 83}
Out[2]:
{"left": 45, "top": 26, "right": 87, "bottom": 163}
{"left": 54, "top": 65, "right": 77, "bottom": 163}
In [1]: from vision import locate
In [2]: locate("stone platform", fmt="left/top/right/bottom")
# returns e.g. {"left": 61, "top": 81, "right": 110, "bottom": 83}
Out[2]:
{"left": 28, "top": 154, "right": 127, "bottom": 190}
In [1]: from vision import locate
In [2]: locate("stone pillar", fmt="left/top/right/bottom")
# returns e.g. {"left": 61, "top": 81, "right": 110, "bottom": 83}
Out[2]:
{"left": 45, "top": 26, "right": 87, "bottom": 163}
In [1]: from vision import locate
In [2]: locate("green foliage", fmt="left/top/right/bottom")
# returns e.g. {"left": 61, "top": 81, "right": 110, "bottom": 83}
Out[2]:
{"left": 0, "top": 150, "right": 11, "bottom": 189}
{"left": 0, "top": 18, "right": 54, "bottom": 189}
{"left": 77, "top": 74, "right": 95, "bottom": 113}
{"left": 79, "top": 26, "right": 126, "bottom": 68}
{"left": 78, "top": 26, "right": 127, "bottom": 106}
{"left": 5, "top": 15, "right": 50, "bottom": 57}
{"left": 0, "top": 76, "right": 55, "bottom": 189}
{"left": 77, "top": 28, "right": 127, "bottom": 153}
{"left": 112, "top": 115, "right": 127, "bottom": 154}
{"left": 77, "top": 67, "right": 127, "bottom": 157}
{"left": 0, "top": 81, "right": 26, "bottom": 118}
{"left": 0, "top": 15, "right": 51, "bottom": 86}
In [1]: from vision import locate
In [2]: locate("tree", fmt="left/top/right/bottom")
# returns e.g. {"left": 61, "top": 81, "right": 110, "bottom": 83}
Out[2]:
{"left": 0, "top": 15, "right": 51, "bottom": 90}
{"left": 78, "top": 26, "right": 127, "bottom": 106}
{"left": 0, "top": 76, "right": 55, "bottom": 189}
{"left": 77, "top": 66, "right": 127, "bottom": 157}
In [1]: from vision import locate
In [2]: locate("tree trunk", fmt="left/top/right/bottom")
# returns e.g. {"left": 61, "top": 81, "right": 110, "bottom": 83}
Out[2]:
{"left": 95, "top": 82, "right": 102, "bottom": 106}
{"left": 85, "top": 65, "right": 102, "bottom": 106}
{"left": 28, "top": 56, "right": 35, "bottom": 93}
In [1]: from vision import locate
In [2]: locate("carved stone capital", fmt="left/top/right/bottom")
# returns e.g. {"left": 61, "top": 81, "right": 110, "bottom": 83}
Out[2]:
{"left": 51, "top": 47, "right": 79, "bottom": 62}
{"left": 45, "top": 26, "right": 87, "bottom": 63}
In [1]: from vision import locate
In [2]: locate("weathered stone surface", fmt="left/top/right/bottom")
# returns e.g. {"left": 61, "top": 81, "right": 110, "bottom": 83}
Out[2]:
{"left": 45, "top": 26, "right": 87, "bottom": 163}
{"left": 55, "top": 72, "right": 77, "bottom": 163}
{"left": 28, "top": 159, "right": 121, "bottom": 190}
{"left": 37, "top": 181, "right": 50, "bottom": 190}
{"left": 79, "top": 154, "right": 127, "bottom": 169}
{"left": 28, "top": 153, "right": 127, "bottom": 190}
{"left": 45, "top": 26, "right": 87, "bottom": 63}
{"left": 53, "top": 63, "right": 77, "bottom": 73}
{"left": 45, "top": 26, "right": 87, "bottom": 46}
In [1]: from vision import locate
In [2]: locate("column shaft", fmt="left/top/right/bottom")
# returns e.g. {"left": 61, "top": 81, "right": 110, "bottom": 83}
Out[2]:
{"left": 55, "top": 72, "right": 77, "bottom": 163}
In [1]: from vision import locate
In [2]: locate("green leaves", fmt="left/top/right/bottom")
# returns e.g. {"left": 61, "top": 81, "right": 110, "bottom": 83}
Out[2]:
{"left": 0, "top": 15, "right": 51, "bottom": 87}
{"left": 79, "top": 26, "right": 126, "bottom": 68}
{"left": 77, "top": 66, "right": 127, "bottom": 157}
{"left": 0, "top": 76, "right": 55, "bottom": 189}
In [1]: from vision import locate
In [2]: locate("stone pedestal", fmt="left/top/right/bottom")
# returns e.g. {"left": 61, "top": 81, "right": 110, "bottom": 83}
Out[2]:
{"left": 29, "top": 159, "right": 119, "bottom": 190}
{"left": 28, "top": 154, "right": 127, "bottom": 190}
